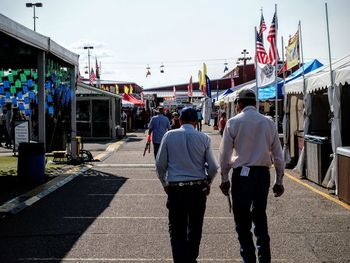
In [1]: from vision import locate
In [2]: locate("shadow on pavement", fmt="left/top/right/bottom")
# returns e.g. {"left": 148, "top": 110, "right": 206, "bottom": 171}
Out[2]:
{"left": 0, "top": 168, "right": 127, "bottom": 261}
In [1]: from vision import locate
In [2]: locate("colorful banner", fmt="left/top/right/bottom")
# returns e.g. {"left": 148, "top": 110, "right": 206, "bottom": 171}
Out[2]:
{"left": 286, "top": 30, "right": 299, "bottom": 70}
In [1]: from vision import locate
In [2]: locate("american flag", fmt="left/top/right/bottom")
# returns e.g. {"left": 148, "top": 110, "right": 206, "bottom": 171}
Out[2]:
{"left": 267, "top": 12, "right": 279, "bottom": 65}
{"left": 258, "top": 13, "right": 267, "bottom": 38}
{"left": 256, "top": 30, "right": 269, "bottom": 64}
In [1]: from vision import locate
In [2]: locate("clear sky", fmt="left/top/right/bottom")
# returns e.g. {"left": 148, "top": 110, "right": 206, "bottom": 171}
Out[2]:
{"left": 2, "top": 0, "right": 350, "bottom": 89}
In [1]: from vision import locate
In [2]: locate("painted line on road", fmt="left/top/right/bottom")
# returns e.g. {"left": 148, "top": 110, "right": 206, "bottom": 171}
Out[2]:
{"left": 285, "top": 172, "right": 350, "bottom": 212}
{"left": 88, "top": 193, "right": 166, "bottom": 196}
{"left": 63, "top": 216, "right": 233, "bottom": 219}
{"left": 19, "top": 257, "right": 277, "bottom": 262}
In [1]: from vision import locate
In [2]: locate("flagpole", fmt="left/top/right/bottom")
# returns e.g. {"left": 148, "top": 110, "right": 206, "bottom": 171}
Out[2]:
{"left": 274, "top": 3, "right": 278, "bottom": 129}
{"left": 281, "top": 36, "right": 286, "bottom": 83}
{"left": 325, "top": 3, "right": 334, "bottom": 88}
{"left": 254, "top": 26, "right": 259, "bottom": 109}
{"left": 299, "top": 20, "right": 306, "bottom": 94}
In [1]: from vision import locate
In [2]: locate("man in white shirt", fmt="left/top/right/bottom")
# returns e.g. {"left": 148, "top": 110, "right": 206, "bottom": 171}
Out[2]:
{"left": 219, "top": 89, "right": 284, "bottom": 263}
{"left": 156, "top": 107, "right": 218, "bottom": 263}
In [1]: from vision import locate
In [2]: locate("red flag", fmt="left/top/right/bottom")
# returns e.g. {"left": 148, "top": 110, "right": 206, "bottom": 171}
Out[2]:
{"left": 188, "top": 76, "right": 193, "bottom": 97}
{"left": 78, "top": 71, "right": 83, "bottom": 82}
{"left": 259, "top": 13, "right": 267, "bottom": 38}
{"left": 267, "top": 12, "right": 279, "bottom": 65}
{"left": 89, "top": 68, "right": 96, "bottom": 84}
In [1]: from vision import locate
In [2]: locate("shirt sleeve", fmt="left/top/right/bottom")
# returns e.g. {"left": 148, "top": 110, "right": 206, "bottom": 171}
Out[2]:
{"left": 270, "top": 125, "right": 284, "bottom": 185}
{"left": 155, "top": 134, "right": 168, "bottom": 186}
{"left": 219, "top": 122, "right": 235, "bottom": 182}
{"left": 205, "top": 136, "right": 219, "bottom": 182}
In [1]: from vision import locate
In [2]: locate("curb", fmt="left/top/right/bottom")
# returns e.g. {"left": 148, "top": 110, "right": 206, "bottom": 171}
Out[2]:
{"left": 93, "top": 138, "right": 128, "bottom": 162}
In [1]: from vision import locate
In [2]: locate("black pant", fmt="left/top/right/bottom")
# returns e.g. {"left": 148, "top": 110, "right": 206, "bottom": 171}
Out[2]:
{"left": 153, "top": 142, "right": 160, "bottom": 159}
{"left": 166, "top": 184, "right": 207, "bottom": 263}
{"left": 231, "top": 167, "right": 271, "bottom": 263}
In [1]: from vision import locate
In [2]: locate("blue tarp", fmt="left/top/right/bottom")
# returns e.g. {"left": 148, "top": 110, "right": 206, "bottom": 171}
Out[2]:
{"left": 258, "top": 59, "right": 323, "bottom": 100}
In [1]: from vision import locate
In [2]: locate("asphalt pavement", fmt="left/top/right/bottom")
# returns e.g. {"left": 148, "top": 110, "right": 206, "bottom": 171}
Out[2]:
{"left": 0, "top": 126, "right": 349, "bottom": 262}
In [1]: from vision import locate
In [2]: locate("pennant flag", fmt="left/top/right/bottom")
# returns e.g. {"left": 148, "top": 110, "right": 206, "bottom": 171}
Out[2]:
{"left": 205, "top": 75, "right": 211, "bottom": 98}
{"left": 198, "top": 70, "right": 203, "bottom": 90}
{"left": 89, "top": 68, "right": 96, "bottom": 84}
{"left": 202, "top": 63, "right": 207, "bottom": 91}
{"left": 256, "top": 30, "right": 275, "bottom": 87}
{"left": 286, "top": 30, "right": 299, "bottom": 70}
{"left": 188, "top": 76, "right": 193, "bottom": 97}
{"left": 95, "top": 57, "right": 100, "bottom": 79}
{"left": 129, "top": 84, "right": 133, "bottom": 94}
{"left": 115, "top": 84, "right": 119, "bottom": 94}
{"left": 267, "top": 12, "right": 279, "bottom": 65}
{"left": 259, "top": 13, "right": 267, "bottom": 38}
{"left": 124, "top": 85, "right": 129, "bottom": 94}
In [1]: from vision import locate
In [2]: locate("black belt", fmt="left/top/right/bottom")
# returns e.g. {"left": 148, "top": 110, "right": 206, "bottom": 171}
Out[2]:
{"left": 168, "top": 180, "right": 208, "bottom": 187}
{"left": 233, "top": 166, "right": 269, "bottom": 172}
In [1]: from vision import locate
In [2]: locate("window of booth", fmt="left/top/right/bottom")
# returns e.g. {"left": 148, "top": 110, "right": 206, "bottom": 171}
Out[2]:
{"left": 341, "top": 83, "right": 350, "bottom": 146}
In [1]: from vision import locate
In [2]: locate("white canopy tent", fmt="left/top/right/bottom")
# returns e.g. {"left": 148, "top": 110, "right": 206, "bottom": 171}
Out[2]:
{"left": 284, "top": 54, "right": 350, "bottom": 192}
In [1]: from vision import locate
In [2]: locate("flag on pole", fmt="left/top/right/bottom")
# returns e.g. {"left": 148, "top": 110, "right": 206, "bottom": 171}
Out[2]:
{"left": 188, "top": 76, "right": 193, "bottom": 97}
{"left": 259, "top": 13, "right": 267, "bottom": 38}
{"left": 205, "top": 75, "right": 211, "bottom": 98}
{"left": 124, "top": 85, "right": 129, "bottom": 94}
{"left": 256, "top": 30, "right": 275, "bottom": 87}
{"left": 286, "top": 30, "right": 299, "bottom": 70}
{"left": 129, "top": 84, "right": 133, "bottom": 94}
{"left": 198, "top": 70, "right": 203, "bottom": 89}
{"left": 267, "top": 12, "right": 279, "bottom": 65}
{"left": 115, "top": 84, "right": 119, "bottom": 94}
{"left": 95, "top": 57, "right": 100, "bottom": 79}
{"left": 89, "top": 68, "right": 96, "bottom": 84}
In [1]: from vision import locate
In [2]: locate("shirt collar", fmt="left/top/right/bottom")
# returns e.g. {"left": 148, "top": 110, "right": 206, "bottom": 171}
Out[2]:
{"left": 182, "top": 123, "right": 195, "bottom": 130}
{"left": 242, "top": 106, "right": 256, "bottom": 112}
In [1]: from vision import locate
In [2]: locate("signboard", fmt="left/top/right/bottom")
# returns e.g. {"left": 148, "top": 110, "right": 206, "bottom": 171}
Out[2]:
{"left": 14, "top": 121, "right": 29, "bottom": 152}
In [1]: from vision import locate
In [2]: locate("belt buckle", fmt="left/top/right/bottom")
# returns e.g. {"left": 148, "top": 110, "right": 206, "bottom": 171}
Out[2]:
{"left": 178, "top": 182, "right": 185, "bottom": 187}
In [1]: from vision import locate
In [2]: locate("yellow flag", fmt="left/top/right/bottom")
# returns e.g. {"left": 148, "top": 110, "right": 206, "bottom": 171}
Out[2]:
{"left": 115, "top": 84, "right": 119, "bottom": 94}
{"left": 129, "top": 84, "right": 133, "bottom": 94}
{"left": 202, "top": 63, "right": 207, "bottom": 89}
{"left": 286, "top": 30, "right": 299, "bottom": 70}
{"left": 198, "top": 70, "right": 202, "bottom": 89}
{"left": 124, "top": 85, "right": 129, "bottom": 94}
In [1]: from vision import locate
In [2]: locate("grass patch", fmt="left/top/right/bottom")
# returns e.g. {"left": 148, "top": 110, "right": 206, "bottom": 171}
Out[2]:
{"left": 0, "top": 156, "right": 65, "bottom": 176}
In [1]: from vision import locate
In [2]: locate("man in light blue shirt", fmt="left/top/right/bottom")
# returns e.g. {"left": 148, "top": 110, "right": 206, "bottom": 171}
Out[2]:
{"left": 156, "top": 107, "right": 218, "bottom": 263}
{"left": 148, "top": 107, "right": 171, "bottom": 158}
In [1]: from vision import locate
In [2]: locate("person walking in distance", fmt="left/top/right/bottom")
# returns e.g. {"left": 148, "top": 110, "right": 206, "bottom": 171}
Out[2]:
{"left": 156, "top": 107, "right": 218, "bottom": 263}
{"left": 121, "top": 110, "right": 128, "bottom": 136}
{"left": 218, "top": 112, "right": 227, "bottom": 136}
{"left": 219, "top": 89, "right": 284, "bottom": 263}
{"left": 148, "top": 107, "right": 170, "bottom": 158}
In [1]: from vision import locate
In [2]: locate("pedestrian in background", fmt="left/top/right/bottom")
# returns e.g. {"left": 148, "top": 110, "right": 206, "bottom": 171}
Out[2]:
{"left": 148, "top": 107, "right": 170, "bottom": 158}
{"left": 218, "top": 112, "right": 227, "bottom": 136}
{"left": 121, "top": 110, "right": 128, "bottom": 136}
{"left": 196, "top": 109, "right": 203, "bottom": 131}
{"left": 219, "top": 89, "right": 284, "bottom": 263}
{"left": 170, "top": 112, "right": 181, "bottom": 129}
{"left": 156, "top": 107, "right": 218, "bottom": 263}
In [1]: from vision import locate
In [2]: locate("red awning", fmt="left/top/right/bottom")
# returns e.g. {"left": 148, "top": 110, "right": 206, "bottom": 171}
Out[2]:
{"left": 123, "top": 93, "right": 144, "bottom": 106}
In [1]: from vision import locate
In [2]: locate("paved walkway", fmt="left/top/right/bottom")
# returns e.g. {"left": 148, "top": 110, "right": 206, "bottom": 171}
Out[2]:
{"left": 0, "top": 125, "right": 349, "bottom": 262}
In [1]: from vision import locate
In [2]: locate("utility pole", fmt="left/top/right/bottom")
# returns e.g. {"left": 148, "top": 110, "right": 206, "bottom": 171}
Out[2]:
{"left": 238, "top": 49, "right": 252, "bottom": 83}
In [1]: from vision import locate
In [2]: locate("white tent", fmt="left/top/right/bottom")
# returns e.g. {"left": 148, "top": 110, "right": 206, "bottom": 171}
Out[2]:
{"left": 284, "top": 54, "right": 350, "bottom": 192}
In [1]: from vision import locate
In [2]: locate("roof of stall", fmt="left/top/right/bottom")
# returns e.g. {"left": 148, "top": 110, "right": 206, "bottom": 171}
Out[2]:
{"left": 0, "top": 13, "right": 79, "bottom": 66}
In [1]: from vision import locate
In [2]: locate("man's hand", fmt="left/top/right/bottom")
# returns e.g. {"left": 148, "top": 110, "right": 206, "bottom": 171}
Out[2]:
{"left": 272, "top": 184, "right": 284, "bottom": 197}
{"left": 219, "top": 181, "right": 230, "bottom": 196}
{"left": 203, "top": 184, "right": 211, "bottom": 196}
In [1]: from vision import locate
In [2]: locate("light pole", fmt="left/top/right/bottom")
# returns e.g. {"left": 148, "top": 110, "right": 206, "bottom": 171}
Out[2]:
{"left": 83, "top": 46, "right": 94, "bottom": 79}
{"left": 26, "top": 3, "right": 42, "bottom": 32}
{"left": 238, "top": 49, "right": 252, "bottom": 83}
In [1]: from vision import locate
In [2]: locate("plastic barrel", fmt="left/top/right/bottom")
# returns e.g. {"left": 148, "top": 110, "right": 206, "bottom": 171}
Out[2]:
{"left": 17, "top": 142, "right": 45, "bottom": 183}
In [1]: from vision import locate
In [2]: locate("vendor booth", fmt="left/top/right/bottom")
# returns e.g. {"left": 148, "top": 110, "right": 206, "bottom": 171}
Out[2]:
{"left": 285, "top": 55, "right": 350, "bottom": 196}
{"left": 0, "top": 14, "right": 79, "bottom": 156}
{"left": 76, "top": 82, "right": 122, "bottom": 139}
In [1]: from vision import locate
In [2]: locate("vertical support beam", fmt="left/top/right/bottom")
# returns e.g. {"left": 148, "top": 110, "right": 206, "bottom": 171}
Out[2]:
{"left": 70, "top": 65, "right": 77, "bottom": 159}
{"left": 37, "top": 51, "right": 46, "bottom": 149}
{"left": 111, "top": 97, "right": 116, "bottom": 139}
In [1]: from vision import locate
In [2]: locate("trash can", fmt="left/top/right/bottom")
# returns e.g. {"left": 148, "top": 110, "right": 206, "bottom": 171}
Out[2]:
{"left": 304, "top": 135, "right": 331, "bottom": 185}
{"left": 17, "top": 142, "right": 45, "bottom": 183}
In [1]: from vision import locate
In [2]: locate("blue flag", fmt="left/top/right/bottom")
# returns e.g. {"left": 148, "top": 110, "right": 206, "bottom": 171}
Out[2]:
{"left": 205, "top": 75, "right": 211, "bottom": 98}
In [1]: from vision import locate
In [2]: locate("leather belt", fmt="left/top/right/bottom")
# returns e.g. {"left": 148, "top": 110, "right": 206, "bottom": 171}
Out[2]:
{"left": 168, "top": 180, "right": 208, "bottom": 187}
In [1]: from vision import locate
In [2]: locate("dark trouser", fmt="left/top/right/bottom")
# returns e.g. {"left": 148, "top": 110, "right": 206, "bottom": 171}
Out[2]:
{"left": 231, "top": 166, "right": 271, "bottom": 263}
{"left": 153, "top": 142, "right": 160, "bottom": 158}
{"left": 197, "top": 120, "right": 202, "bottom": 131}
{"left": 166, "top": 184, "right": 207, "bottom": 263}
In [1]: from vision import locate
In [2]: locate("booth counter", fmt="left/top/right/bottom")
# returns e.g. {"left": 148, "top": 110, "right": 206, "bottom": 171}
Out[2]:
{"left": 337, "top": 146, "right": 350, "bottom": 205}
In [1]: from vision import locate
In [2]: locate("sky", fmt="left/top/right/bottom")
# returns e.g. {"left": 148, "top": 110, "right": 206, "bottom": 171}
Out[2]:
{"left": 2, "top": 0, "right": 350, "bottom": 89}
